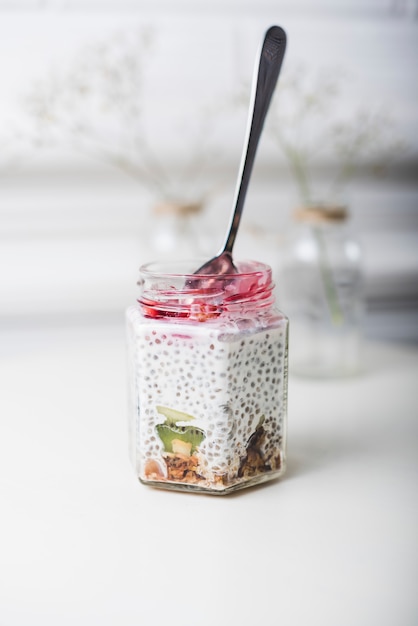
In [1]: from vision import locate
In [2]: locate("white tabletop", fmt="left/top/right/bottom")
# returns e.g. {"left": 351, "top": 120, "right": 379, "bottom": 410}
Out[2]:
{"left": 1, "top": 321, "right": 417, "bottom": 626}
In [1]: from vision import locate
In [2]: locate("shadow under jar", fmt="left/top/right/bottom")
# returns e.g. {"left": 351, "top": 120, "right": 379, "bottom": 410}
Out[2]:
{"left": 126, "top": 259, "right": 289, "bottom": 495}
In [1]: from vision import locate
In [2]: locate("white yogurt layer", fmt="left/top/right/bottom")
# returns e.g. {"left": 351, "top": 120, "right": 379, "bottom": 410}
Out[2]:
{"left": 127, "top": 306, "right": 288, "bottom": 491}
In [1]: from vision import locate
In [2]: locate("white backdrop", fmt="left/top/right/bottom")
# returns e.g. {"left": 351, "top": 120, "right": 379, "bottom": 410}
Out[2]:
{"left": 1, "top": 1, "right": 417, "bottom": 334}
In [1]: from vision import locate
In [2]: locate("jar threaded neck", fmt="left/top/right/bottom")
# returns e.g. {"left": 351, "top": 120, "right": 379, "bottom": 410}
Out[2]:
{"left": 137, "top": 260, "right": 275, "bottom": 321}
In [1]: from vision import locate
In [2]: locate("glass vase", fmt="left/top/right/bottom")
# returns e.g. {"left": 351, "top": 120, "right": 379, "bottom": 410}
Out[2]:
{"left": 278, "top": 204, "right": 364, "bottom": 377}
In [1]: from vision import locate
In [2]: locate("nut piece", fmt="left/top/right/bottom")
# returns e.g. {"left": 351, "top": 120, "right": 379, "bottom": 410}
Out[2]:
{"left": 171, "top": 439, "right": 192, "bottom": 457}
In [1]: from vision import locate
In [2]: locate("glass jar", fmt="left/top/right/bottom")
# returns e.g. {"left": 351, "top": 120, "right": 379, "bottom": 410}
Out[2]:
{"left": 278, "top": 204, "right": 363, "bottom": 377}
{"left": 126, "top": 259, "right": 288, "bottom": 495}
{"left": 149, "top": 201, "right": 205, "bottom": 260}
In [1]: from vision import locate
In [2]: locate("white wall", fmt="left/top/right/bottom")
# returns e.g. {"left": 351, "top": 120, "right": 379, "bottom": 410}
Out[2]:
{"left": 1, "top": 2, "right": 417, "bottom": 336}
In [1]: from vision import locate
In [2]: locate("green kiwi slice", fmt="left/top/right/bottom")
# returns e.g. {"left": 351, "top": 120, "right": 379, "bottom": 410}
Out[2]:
{"left": 156, "top": 405, "right": 196, "bottom": 425}
{"left": 156, "top": 424, "right": 206, "bottom": 454}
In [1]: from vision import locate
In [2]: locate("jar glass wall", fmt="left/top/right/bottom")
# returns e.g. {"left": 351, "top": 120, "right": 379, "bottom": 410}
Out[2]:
{"left": 278, "top": 205, "right": 364, "bottom": 378}
{"left": 126, "top": 259, "right": 288, "bottom": 494}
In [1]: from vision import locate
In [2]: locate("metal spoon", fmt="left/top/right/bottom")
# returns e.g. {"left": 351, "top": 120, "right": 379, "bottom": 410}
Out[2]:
{"left": 194, "top": 25, "right": 287, "bottom": 277}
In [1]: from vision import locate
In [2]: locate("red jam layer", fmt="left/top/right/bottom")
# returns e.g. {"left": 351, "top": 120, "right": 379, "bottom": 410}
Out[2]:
{"left": 138, "top": 261, "right": 275, "bottom": 322}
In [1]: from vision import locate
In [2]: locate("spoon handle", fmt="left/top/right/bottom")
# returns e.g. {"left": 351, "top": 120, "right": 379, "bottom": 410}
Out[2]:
{"left": 223, "top": 25, "right": 286, "bottom": 254}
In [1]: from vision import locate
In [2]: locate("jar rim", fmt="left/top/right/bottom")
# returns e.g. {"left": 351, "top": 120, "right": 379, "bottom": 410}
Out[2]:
{"left": 153, "top": 201, "right": 203, "bottom": 216}
{"left": 139, "top": 259, "right": 272, "bottom": 280}
{"left": 137, "top": 259, "right": 275, "bottom": 321}
{"left": 294, "top": 204, "right": 348, "bottom": 223}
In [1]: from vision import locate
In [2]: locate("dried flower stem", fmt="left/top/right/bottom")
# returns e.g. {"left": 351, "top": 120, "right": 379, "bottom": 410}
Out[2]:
{"left": 312, "top": 226, "right": 344, "bottom": 326}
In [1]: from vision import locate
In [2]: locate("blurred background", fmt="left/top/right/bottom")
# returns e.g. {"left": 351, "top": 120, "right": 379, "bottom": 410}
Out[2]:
{"left": 1, "top": 0, "right": 418, "bottom": 342}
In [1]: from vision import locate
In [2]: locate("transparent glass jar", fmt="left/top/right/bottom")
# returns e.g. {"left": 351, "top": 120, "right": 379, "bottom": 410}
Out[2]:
{"left": 126, "top": 259, "right": 288, "bottom": 495}
{"left": 149, "top": 201, "right": 205, "bottom": 260}
{"left": 279, "top": 204, "right": 363, "bottom": 377}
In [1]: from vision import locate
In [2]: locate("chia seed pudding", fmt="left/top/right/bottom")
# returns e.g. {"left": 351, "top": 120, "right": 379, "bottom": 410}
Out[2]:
{"left": 126, "top": 260, "right": 288, "bottom": 494}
